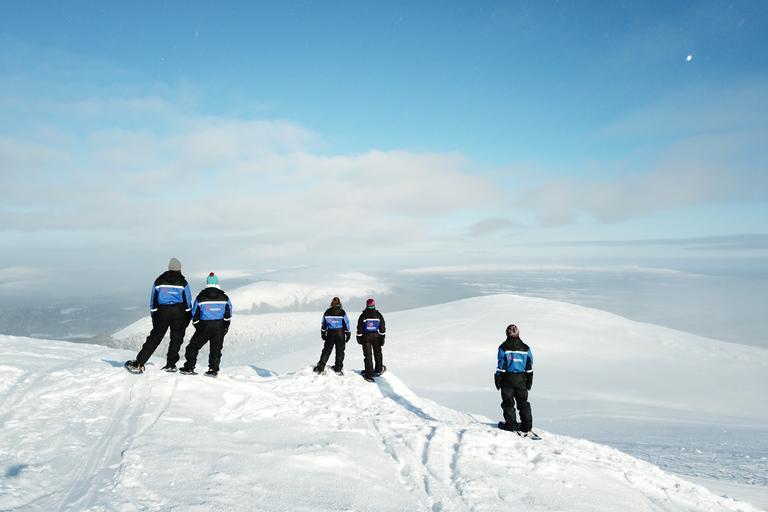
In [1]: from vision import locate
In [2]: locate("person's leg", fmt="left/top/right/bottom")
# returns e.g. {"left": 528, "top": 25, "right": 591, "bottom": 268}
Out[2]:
{"left": 372, "top": 340, "right": 384, "bottom": 374}
{"left": 182, "top": 326, "right": 209, "bottom": 371}
{"left": 165, "top": 311, "right": 189, "bottom": 367}
{"left": 316, "top": 338, "right": 335, "bottom": 372}
{"left": 362, "top": 341, "right": 374, "bottom": 379}
{"left": 207, "top": 328, "right": 225, "bottom": 373}
{"left": 135, "top": 311, "right": 170, "bottom": 365}
{"left": 514, "top": 385, "right": 532, "bottom": 432}
{"left": 333, "top": 337, "right": 346, "bottom": 371}
{"left": 500, "top": 386, "right": 519, "bottom": 429}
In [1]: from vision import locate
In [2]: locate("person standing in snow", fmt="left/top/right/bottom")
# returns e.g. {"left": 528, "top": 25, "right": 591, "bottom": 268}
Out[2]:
{"left": 126, "top": 258, "right": 192, "bottom": 374}
{"left": 356, "top": 298, "right": 386, "bottom": 382}
{"left": 494, "top": 324, "right": 535, "bottom": 436}
{"left": 314, "top": 297, "right": 351, "bottom": 375}
{"left": 179, "top": 272, "right": 233, "bottom": 377}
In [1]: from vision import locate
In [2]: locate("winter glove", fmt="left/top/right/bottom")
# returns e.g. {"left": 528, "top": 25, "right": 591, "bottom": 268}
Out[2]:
{"left": 525, "top": 372, "right": 533, "bottom": 391}
{"left": 356, "top": 335, "right": 363, "bottom": 345}
{"left": 379, "top": 335, "right": 385, "bottom": 346}
{"left": 321, "top": 331, "right": 327, "bottom": 341}
{"left": 345, "top": 332, "right": 351, "bottom": 343}
{"left": 494, "top": 373, "right": 502, "bottom": 390}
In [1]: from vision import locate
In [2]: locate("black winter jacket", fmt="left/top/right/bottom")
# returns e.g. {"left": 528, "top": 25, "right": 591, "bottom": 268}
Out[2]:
{"left": 356, "top": 308, "right": 386, "bottom": 344}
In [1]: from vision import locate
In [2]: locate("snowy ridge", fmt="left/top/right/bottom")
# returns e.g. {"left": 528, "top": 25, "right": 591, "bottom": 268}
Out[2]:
{"left": 227, "top": 268, "right": 390, "bottom": 312}
{"left": 82, "top": 291, "right": 768, "bottom": 508}
{"left": 104, "top": 311, "right": 318, "bottom": 352}
{"left": 0, "top": 335, "right": 760, "bottom": 511}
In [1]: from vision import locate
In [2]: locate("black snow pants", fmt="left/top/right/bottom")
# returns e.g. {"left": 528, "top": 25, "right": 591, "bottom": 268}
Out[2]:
{"left": 500, "top": 372, "right": 533, "bottom": 432}
{"left": 183, "top": 320, "right": 227, "bottom": 373}
{"left": 316, "top": 331, "right": 346, "bottom": 372}
{"left": 361, "top": 339, "right": 383, "bottom": 379}
{"left": 136, "top": 304, "right": 190, "bottom": 366}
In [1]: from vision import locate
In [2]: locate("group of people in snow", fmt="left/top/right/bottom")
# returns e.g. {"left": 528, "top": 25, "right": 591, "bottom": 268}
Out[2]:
{"left": 312, "top": 296, "right": 387, "bottom": 382}
{"left": 125, "top": 258, "right": 535, "bottom": 435}
{"left": 125, "top": 258, "right": 232, "bottom": 377}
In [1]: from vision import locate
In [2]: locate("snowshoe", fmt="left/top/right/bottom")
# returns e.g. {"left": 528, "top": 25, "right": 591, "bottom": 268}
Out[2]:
{"left": 331, "top": 366, "right": 344, "bottom": 376}
{"left": 362, "top": 372, "right": 375, "bottom": 383}
{"left": 161, "top": 365, "right": 177, "bottom": 373}
{"left": 517, "top": 430, "right": 541, "bottom": 440}
{"left": 204, "top": 370, "right": 218, "bottom": 378}
{"left": 313, "top": 366, "right": 326, "bottom": 375}
{"left": 374, "top": 365, "right": 387, "bottom": 377}
{"left": 124, "top": 361, "right": 144, "bottom": 374}
{"left": 179, "top": 367, "right": 197, "bottom": 376}
{"left": 497, "top": 421, "right": 520, "bottom": 432}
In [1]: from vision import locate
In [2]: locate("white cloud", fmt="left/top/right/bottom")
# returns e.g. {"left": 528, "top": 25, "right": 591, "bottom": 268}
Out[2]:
{"left": 0, "top": 104, "right": 502, "bottom": 271}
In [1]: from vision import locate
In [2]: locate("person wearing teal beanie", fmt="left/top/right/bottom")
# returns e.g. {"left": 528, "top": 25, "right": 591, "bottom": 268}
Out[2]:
{"left": 180, "top": 272, "right": 232, "bottom": 377}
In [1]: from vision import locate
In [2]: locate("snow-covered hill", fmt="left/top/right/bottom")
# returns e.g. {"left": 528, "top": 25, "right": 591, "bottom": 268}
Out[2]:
{"left": 3, "top": 292, "right": 767, "bottom": 510}
{"left": 0, "top": 335, "right": 761, "bottom": 511}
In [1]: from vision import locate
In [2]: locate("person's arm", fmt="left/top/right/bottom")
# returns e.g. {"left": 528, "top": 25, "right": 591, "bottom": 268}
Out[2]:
{"left": 525, "top": 348, "right": 533, "bottom": 390}
{"left": 149, "top": 283, "right": 157, "bottom": 315}
{"left": 494, "top": 346, "right": 506, "bottom": 390}
{"left": 184, "top": 284, "right": 192, "bottom": 311}
{"left": 190, "top": 297, "right": 200, "bottom": 326}
{"left": 356, "top": 314, "right": 364, "bottom": 344}
{"left": 378, "top": 312, "right": 386, "bottom": 336}
{"left": 343, "top": 314, "right": 351, "bottom": 342}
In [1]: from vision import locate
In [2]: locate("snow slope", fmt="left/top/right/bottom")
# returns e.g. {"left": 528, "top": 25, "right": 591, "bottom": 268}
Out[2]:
{"left": 98, "top": 291, "right": 768, "bottom": 506}
{"left": 0, "top": 335, "right": 761, "bottom": 512}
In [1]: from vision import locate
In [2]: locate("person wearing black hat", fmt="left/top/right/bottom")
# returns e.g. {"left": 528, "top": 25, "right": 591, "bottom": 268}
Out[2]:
{"left": 494, "top": 324, "right": 536, "bottom": 437}
{"left": 125, "top": 258, "right": 192, "bottom": 374}
{"left": 356, "top": 298, "right": 386, "bottom": 382}
{"left": 313, "top": 297, "right": 351, "bottom": 375}
{"left": 179, "top": 272, "right": 232, "bottom": 377}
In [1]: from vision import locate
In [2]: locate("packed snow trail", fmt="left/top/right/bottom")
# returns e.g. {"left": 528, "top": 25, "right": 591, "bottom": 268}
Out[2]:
{"left": 0, "top": 336, "right": 761, "bottom": 511}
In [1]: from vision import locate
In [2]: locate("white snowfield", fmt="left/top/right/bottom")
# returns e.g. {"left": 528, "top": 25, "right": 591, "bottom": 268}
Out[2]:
{"left": 1, "top": 293, "right": 766, "bottom": 511}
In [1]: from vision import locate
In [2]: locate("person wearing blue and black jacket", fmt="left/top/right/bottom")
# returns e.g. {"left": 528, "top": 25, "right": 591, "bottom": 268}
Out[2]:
{"left": 180, "top": 272, "right": 232, "bottom": 377}
{"left": 494, "top": 324, "right": 534, "bottom": 434}
{"left": 126, "top": 258, "right": 192, "bottom": 374}
{"left": 356, "top": 298, "right": 386, "bottom": 382}
{"left": 313, "top": 297, "right": 351, "bottom": 375}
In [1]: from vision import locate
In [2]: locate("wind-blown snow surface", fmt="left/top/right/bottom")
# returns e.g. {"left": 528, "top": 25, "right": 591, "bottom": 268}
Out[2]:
{"left": 2, "top": 293, "right": 767, "bottom": 510}
{"left": 0, "top": 337, "right": 761, "bottom": 512}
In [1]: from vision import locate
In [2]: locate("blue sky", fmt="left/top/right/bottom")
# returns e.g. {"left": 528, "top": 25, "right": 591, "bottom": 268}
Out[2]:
{"left": 1, "top": 0, "right": 767, "bottom": 295}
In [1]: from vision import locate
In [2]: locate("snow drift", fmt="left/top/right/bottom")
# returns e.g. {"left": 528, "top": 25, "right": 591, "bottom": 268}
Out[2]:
{"left": 2, "top": 291, "right": 767, "bottom": 510}
{"left": 0, "top": 335, "right": 761, "bottom": 511}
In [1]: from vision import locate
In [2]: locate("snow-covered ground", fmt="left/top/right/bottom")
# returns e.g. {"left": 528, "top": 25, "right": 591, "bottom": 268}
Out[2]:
{"left": 1, "top": 292, "right": 767, "bottom": 510}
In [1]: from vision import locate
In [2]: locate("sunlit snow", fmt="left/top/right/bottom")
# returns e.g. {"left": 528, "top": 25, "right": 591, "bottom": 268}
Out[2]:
{"left": 1, "top": 290, "right": 766, "bottom": 511}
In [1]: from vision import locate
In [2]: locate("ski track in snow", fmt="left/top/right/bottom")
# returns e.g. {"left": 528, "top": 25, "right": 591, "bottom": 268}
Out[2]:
{"left": 0, "top": 335, "right": 762, "bottom": 512}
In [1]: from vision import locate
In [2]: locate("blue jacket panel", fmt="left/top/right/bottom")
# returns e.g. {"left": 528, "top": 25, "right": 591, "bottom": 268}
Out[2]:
{"left": 150, "top": 271, "right": 192, "bottom": 314}
{"left": 356, "top": 308, "right": 386, "bottom": 343}
{"left": 322, "top": 308, "right": 351, "bottom": 332}
{"left": 191, "top": 286, "right": 232, "bottom": 324}
{"left": 193, "top": 299, "right": 233, "bottom": 321}
{"left": 496, "top": 337, "right": 533, "bottom": 374}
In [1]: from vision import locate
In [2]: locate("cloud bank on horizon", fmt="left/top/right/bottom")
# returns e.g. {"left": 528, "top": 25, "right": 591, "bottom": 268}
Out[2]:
{"left": 1, "top": 1, "right": 767, "bottom": 292}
